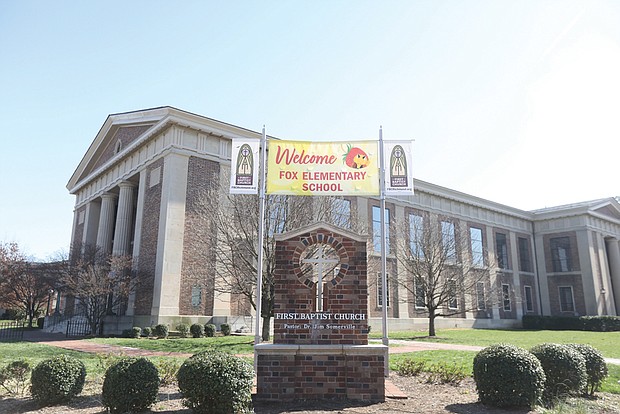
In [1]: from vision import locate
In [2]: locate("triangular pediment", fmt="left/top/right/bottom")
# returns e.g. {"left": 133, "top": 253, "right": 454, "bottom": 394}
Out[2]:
{"left": 275, "top": 221, "right": 368, "bottom": 243}
{"left": 591, "top": 199, "right": 620, "bottom": 221}
{"left": 67, "top": 107, "right": 172, "bottom": 191}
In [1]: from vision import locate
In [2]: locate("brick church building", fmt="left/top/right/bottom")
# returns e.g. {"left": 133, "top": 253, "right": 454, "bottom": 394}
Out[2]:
{"left": 64, "top": 106, "right": 620, "bottom": 333}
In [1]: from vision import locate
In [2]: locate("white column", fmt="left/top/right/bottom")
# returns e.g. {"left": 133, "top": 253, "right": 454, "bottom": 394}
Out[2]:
{"left": 126, "top": 172, "right": 146, "bottom": 317}
{"left": 509, "top": 232, "right": 523, "bottom": 320}
{"left": 151, "top": 153, "right": 189, "bottom": 320}
{"left": 96, "top": 193, "right": 118, "bottom": 255}
{"left": 486, "top": 227, "right": 500, "bottom": 319}
{"left": 83, "top": 201, "right": 101, "bottom": 247}
{"left": 112, "top": 181, "right": 137, "bottom": 256}
{"left": 605, "top": 238, "right": 620, "bottom": 316}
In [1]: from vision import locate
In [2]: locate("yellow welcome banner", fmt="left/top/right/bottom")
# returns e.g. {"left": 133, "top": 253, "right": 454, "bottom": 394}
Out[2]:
{"left": 267, "top": 140, "right": 380, "bottom": 196}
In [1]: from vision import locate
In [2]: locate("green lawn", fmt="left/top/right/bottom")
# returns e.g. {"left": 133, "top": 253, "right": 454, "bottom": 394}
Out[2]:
{"left": 390, "top": 350, "right": 620, "bottom": 394}
{"left": 0, "top": 342, "right": 103, "bottom": 374}
{"left": 87, "top": 335, "right": 255, "bottom": 355}
{"left": 376, "top": 328, "right": 620, "bottom": 358}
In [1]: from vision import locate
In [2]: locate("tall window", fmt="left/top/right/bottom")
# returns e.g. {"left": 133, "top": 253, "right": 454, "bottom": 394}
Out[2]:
{"left": 518, "top": 237, "right": 532, "bottom": 272}
{"left": 476, "top": 282, "right": 486, "bottom": 310}
{"left": 502, "top": 284, "right": 511, "bottom": 311}
{"left": 470, "top": 227, "right": 484, "bottom": 267}
{"left": 448, "top": 279, "right": 458, "bottom": 309}
{"left": 524, "top": 285, "right": 534, "bottom": 312}
{"left": 377, "top": 273, "right": 390, "bottom": 307}
{"left": 551, "top": 237, "right": 572, "bottom": 272}
{"left": 414, "top": 277, "right": 425, "bottom": 308}
{"left": 372, "top": 206, "right": 390, "bottom": 254}
{"left": 441, "top": 221, "right": 457, "bottom": 261}
{"left": 268, "top": 197, "right": 287, "bottom": 236}
{"left": 559, "top": 286, "right": 575, "bottom": 312}
{"left": 409, "top": 213, "right": 424, "bottom": 258}
{"left": 332, "top": 198, "right": 351, "bottom": 229}
{"left": 496, "top": 233, "right": 509, "bottom": 269}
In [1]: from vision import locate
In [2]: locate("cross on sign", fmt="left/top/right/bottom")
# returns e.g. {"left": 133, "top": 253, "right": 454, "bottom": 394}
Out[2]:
{"left": 301, "top": 244, "right": 340, "bottom": 312}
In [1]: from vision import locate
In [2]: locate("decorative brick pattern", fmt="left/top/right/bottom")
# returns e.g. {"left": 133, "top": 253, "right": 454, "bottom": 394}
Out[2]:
{"left": 273, "top": 227, "right": 369, "bottom": 345}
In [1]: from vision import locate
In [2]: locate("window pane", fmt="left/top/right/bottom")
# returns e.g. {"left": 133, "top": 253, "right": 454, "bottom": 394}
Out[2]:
{"left": 518, "top": 237, "right": 532, "bottom": 272}
{"left": 372, "top": 206, "right": 390, "bottom": 254}
{"left": 559, "top": 286, "right": 574, "bottom": 312}
{"left": 551, "top": 237, "right": 572, "bottom": 272}
{"left": 332, "top": 198, "right": 351, "bottom": 229}
{"left": 409, "top": 214, "right": 424, "bottom": 258}
{"left": 476, "top": 282, "right": 486, "bottom": 310}
{"left": 470, "top": 227, "right": 484, "bottom": 266}
{"left": 448, "top": 279, "right": 458, "bottom": 309}
{"left": 496, "top": 233, "right": 509, "bottom": 269}
{"left": 502, "top": 284, "right": 511, "bottom": 311}
{"left": 415, "top": 277, "right": 425, "bottom": 308}
{"left": 441, "top": 221, "right": 456, "bottom": 260}
{"left": 524, "top": 285, "right": 533, "bottom": 312}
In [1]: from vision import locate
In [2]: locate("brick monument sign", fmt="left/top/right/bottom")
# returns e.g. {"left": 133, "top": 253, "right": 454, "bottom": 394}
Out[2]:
{"left": 255, "top": 222, "right": 387, "bottom": 401}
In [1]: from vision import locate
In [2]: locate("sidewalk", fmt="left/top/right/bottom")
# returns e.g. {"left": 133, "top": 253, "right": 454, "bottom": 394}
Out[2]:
{"left": 23, "top": 330, "right": 620, "bottom": 366}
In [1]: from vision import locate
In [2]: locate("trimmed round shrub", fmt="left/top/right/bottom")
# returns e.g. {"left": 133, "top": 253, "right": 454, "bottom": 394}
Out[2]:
{"left": 220, "top": 323, "right": 231, "bottom": 336}
{"left": 204, "top": 323, "right": 216, "bottom": 337}
{"left": 473, "top": 344, "right": 545, "bottom": 408}
{"left": 153, "top": 324, "right": 169, "bottom": 339}
{"left": 143, "top": 326, "right": 152, "bottom": 337}
{"left": 131, "top": 326, "right": 142, "bottom": 338}
{"left": 190, "top": 323, "right": 204, "bottom": 338}
{"left": 567, "top": 343, "right": 608, "bottom": 395}
{"left": 30, "top": 355, "right": 86, "bottom": 406}
{"left": 102, "top": 357, "right": 160, "bottom": 414}
{"left": 176, "top": 323, "right": 190, "bottom": 338}
{"left": 177, "top": 350, "right": 254, "bottom": 413}
{"left": 530, "top": 343, "right": 587, "bottom": 400}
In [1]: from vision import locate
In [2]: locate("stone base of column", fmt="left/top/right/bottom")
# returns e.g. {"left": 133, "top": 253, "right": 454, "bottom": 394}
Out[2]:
{"left": 255, "top": 344, "right": 387, "bottom": 402}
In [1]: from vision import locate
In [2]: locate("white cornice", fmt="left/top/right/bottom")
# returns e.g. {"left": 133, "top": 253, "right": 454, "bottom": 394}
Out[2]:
{"left": 275, "top": 222, "right": 368, "bottom": 243}
{"left": 67, "top": 107, "right": 268, "bottom": 193}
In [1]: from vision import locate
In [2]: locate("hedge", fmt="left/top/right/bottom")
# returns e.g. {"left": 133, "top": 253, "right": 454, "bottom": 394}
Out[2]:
{"left": 522, "top": 315, "right": 620, "bottom": 332}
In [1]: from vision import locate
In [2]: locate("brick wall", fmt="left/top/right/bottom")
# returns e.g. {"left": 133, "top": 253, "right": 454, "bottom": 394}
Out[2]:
{"left": 273, "top": 228, "right": 369, "bottom": 345}
{"left": 92, "top": 125, "right": 153, "bottom": 171}
{"left": 134, "top": 159, "right": 163, "bottom": 315}
{"left": 547, "top": 273, "right": 586, "bottom": 316}
{"left": 256, "top": 345, "right": 385, "bottom": 402}
{"left": 179, "top": 157, "right": 218, "bottom": 316}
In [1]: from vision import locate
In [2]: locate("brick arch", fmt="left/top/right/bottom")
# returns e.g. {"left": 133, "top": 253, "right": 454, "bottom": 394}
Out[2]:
{"left": 291, "top": 233, "right": 350, "bottom": 289}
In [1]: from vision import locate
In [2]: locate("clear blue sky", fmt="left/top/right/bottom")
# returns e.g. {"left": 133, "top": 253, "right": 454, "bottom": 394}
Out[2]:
{"left": 1, "top": 1, "right": 619, "bottom": 260}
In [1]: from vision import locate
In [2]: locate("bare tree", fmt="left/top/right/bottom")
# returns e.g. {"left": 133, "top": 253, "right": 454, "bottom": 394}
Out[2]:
{"left": 395, "top": 216, "right": 496, "bottom": 336}
{"left": 55, "top": 244, "right": 135, "bottom": 336}
{"left": 0, "top": 242, "right": 55, "bottom": 327}
{"left": 197, "top": 181, "right": 319, "bottom": 341}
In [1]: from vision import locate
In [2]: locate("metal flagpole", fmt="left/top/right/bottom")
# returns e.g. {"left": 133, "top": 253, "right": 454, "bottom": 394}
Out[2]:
{"left": 379, "top": 126, "right": 389, "bottom": 376}
{"left": 254, "top": 126, "right": 267, "bottom": 357}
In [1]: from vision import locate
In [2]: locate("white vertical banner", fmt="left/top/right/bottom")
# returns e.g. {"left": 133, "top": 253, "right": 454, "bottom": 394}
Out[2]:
{"left": 383, "top": 140, "right": 414, "bottom": 195}
{"left": 230, "top": 138, "right": 260, "bottom": 194}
